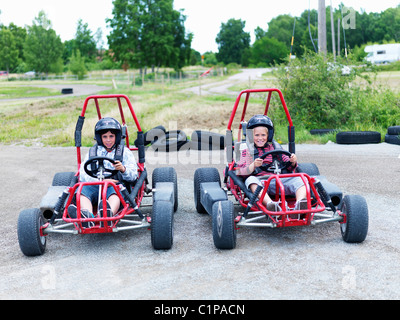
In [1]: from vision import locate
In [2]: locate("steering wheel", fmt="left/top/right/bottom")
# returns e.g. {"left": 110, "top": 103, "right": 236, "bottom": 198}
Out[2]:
{"left": 84, "top": 156, "right": 119, "bottom": 179}
{"left": 256, "top": 149, "right": 293, "bottom": 174}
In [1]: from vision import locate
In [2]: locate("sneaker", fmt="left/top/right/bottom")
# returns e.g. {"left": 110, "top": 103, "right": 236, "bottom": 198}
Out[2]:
{"left": 99, "top": 201, "right": 112, "bottom": 227}
{"left": 67, "top": 204, "right": 94, "bottom": 228}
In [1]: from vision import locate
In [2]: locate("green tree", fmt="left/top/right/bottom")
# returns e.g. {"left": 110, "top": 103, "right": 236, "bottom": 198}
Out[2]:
{"left": 74, "top": 19, "right": 97, "bottom": 61}
{"left": 69, "top": 49, "right": 87, "bottom": 79}
{"left": 250, "top": 37, "right": 288, "bottom": 66}
{"left": 107, "top": 0, "right": 192, "bottom": 71}
{"left": 0, "top": 28, "right": 19, "bottom": 74}
{"left": 24, "top": 11, "right": 63, "bottom": 75}
{"left": 216, "top": 18, "right": 250, "bottom": 65}
{"left": 266, "top": 14, "right": 295, "bottom": 51}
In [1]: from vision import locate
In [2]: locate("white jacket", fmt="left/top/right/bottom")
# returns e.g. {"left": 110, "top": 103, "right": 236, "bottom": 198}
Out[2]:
{"left": 80, "top": 146, "right": 138, "bottom": 182}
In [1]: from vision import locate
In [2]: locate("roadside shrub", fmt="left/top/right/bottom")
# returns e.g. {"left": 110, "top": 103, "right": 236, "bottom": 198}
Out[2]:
{"left": 274, "top": 50, "right": 400, "bottom": 130}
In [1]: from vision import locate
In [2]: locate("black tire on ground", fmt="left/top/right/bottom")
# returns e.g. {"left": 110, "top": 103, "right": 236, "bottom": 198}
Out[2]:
{"left": 151, "top": 130, "right": 188, "bottom": 151}
{"left": 190, "top": 130, "right": 225, "bottom": 150}
{"left": 52, "top": 172, "right": 76, "bottom": 186}
{"left": 387, "top": 126, "right": 400, "bottom": 135}
{"left": 340, "top": 195, "right": 369, "bottom": 243}
{"left": 385, "top": 134, "right": 400, "bottom": 145}
{"left": 17, "top": 208, "right": 47, "bottom": 256}
{"left": 336, "top": 131, "right": 381, "bottom": 144}
{"left": 310, "top": 129, "right": 336, "bottom": 135}
{"left": 296, "top": 163, "right": 320, "bottom": 176}
{"left": 152, "top": 167, "right": 178, "bottom": 212}
{"left": 144, "top": 125, "right": 166, "bottom": 145}
{"left": 151, "top": 200, "right": 174, "bottom": 250}
{"left": 61, "top": 88, "right": 73, "bottom": 94}
{"left": 212, "top": 200, "right": 236, "bottom": 250}
{"left": 193, "top": 167, "right": 221, "bottom": 214}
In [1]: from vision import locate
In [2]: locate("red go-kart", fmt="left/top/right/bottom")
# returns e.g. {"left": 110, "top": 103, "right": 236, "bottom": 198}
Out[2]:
{"left": 194, "top": 88, "right": 368, "bottom": 249}
{"left": 18, "top": 94, "right": 177, "bottom": 256}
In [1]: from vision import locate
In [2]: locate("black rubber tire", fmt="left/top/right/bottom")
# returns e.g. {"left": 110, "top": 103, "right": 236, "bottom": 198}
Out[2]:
{"left": 52, "top": 172, "right": 76, "bottom": 186}
{"left": 296, "top": 163, "right": 320, "bottom": 176}
{"left": 385, "top": 134, "right": 400, "bottom": 145}
{"left": 18, "top": 208, "right": 47, "bottom": 256}
{"left": 61, "top": 88, "right": 73, "bottom": 94}
{"left": 212, "top": 200, "right": 236, "bottom": 250}
{"left": 151, "top": 200, "right": 174, "bottom": 250}
{"left": 144, "top": 125, "right": 166, "bottom": 145}
{"left": 193, "top": 167, "right": 221, "bottom": 214}
{"left": 340, "top": 195, "right": 369, "bottom": 243}
{"left": 190, "top": 130, "right": 225, "bottom": 150}
{"left": 310, "top": 129, "right": 336, "bottom": 135}
{"left": 387, "top": 126, "right": 400, "bottom": 135}
{"left": 336, "top": 131, "right": 381, "bottom": 144}
{"left": 151, "top": 130, "right": 188, "bottom": 151}
{"left": 152, "top": 167, "right": 178, "bottom": 212}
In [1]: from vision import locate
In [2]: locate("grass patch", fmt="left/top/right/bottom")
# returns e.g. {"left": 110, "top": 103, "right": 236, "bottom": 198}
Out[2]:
{"left": 0, "top": 86, "right": 61, "bottom": 99}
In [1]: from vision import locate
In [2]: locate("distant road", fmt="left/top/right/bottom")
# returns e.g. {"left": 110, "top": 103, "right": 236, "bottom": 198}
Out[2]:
{"left": 184, "top": 68, "right": 271, "bottom": 96}
{"left": 0, "top": 84, "right": 110, "bottom": 102}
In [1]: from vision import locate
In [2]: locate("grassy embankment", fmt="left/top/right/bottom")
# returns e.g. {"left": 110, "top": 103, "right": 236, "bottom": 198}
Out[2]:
{"left": 0, "top": 69, "right": 398, "bottom": 147}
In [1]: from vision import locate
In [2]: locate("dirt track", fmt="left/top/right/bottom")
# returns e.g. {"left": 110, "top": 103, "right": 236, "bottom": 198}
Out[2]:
{"left": 1, "top": 142, "right": 399, "bottom": 300}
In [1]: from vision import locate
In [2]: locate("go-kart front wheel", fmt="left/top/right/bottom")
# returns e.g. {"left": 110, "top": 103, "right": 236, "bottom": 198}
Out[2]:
{"left": 340, "top": 195, "right": 369, "bottom": 243}
{"left": 17, "top": 208, "right": 47, "bottom": 256}
{"left": 212, "top": 200, "right": 236, "bottom": 249}
{"left": 151, "top": 200, "right": 174, "bottom": 250}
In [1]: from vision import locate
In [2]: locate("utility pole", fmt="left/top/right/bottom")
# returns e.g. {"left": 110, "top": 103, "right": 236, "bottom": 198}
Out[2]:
{"left": 330, "top": 1, "right": 336, "bottom": 60}
{"left": 318, "top": 0, "right": 327, "bottom": 54}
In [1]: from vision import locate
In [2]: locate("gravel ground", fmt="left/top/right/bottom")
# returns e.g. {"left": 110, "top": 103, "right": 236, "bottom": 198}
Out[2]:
{"left": 1, "top": 142, "right": 399, "bottom": 300}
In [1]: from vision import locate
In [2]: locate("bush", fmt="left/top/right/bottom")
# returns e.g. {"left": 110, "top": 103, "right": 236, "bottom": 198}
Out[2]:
{"left": 274, "top": 50, "right": 400, "bottom": 130}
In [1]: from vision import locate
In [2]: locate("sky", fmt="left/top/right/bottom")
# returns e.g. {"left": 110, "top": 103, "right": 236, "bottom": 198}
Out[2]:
{"left": 0, "top": 0, "right": 399, "bottom": 53}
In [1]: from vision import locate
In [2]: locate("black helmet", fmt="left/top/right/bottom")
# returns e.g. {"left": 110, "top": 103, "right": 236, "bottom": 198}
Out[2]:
{"left": 247, "top": 114, "right": 274, "bottom": 142}
{"left": 94, "top": 117, "right": 122, "bottom": 148}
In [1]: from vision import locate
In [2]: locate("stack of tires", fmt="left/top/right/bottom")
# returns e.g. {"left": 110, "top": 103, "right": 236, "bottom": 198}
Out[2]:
{"left": 138, "top": 126, "right": 226, "bottom": 151}
{"left": 137, "top": 125, "right": 188, "bottom": 151}
{"left": 385, "top": 126, "right": 400, "bottom": 145}
{"left": 190, "top": 130, "right": 225, "bottom": 150}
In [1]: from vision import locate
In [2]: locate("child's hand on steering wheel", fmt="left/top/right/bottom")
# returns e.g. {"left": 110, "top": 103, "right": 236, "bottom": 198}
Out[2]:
{"left": 113, "top": 160, "right": 126, "bottom": 173}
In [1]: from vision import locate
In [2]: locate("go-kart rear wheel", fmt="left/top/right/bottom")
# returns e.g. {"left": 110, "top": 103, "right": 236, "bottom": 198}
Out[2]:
{"left": 340, "top": 195, "right": 369, "bottom": 243}
{"left": 194, "top": 167, "right": 220, "bottom": 214}
{"left": 212, "top": 200, "right": 236, "bottom": 250}
{"left": 151, "top": 200, "right": 174, "bottom": 250}
{"left": 152, "top": 167, "right": 178, "bottom": 212}
{"left": 17, "top": 208, "right": 47, "bottom": 256}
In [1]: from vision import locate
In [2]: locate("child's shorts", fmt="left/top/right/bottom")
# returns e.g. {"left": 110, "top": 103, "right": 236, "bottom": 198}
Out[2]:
{"left": 79, "top": 185, "right": 117, "bottom": 203}
{"left": 245, "top": 175, "right": 305, "bottom": 196}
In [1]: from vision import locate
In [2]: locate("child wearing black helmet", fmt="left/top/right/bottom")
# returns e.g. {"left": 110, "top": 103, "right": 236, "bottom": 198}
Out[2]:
{"left": 68, "top": 117, "right": 138, "bottom": 223}
{"left": 237, "top": 115, "right": 307, "bottom": 212}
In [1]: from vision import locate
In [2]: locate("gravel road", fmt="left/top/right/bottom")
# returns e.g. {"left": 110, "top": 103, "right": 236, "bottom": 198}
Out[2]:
{"left": 1, "top": 142, "right": 399, "bottom": 300}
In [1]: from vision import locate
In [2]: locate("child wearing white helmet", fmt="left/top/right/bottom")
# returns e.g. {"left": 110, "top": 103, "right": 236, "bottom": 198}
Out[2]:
{"left": 237, "top": 114, "right": 307, "bottom": 212}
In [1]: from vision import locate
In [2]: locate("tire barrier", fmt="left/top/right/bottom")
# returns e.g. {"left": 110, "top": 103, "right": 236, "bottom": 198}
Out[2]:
{"left": 139, "top": 127, "right": 229, "bottom": 152}
{"left": 190, "top": 130, "right": 225, "bottom": 150}
{"left": 385, "top": 126, "right": 400, "bottom": 145}
{"left": 150, "top": 130, "right": 188, "bottom": 152}
{"left": 336, "top": 131, "right": 381, "bottom": 144}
